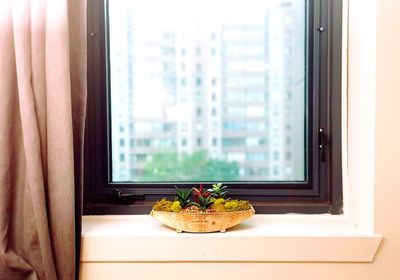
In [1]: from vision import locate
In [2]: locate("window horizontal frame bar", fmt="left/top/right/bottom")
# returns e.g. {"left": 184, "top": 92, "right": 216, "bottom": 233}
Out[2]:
{"left": 95, "top": 184, "right": 320, "bottom": 197}
{"left": 105, "top": 181, "right": 313, "bottom": 190}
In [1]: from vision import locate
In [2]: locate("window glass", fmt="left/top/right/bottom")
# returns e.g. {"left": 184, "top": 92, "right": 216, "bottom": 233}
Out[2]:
{"left": 109, "top": 0, "right": 305, "bottom": 182}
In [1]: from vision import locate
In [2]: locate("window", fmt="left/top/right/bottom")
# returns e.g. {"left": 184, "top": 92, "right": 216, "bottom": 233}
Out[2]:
{"left": 196, "top": 78, "right": 202, "bottom": 86}
{"left": 85, "top": 0, "right": 343, "bottom": 214}
{"left": 180, "top": 78, "right": 187, "bottom": 87}
{"left": 181, "top": 138, "right": 187, "bottom": 147}
{"left": 212, "top": 138, "right": 218, "bottom": 146}
{"left": 196, "top": 63, "right": 202, "bottom": 71}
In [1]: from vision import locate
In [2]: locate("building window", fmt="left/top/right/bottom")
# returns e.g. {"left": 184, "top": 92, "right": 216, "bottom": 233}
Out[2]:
{"left": 85, "top": 0, "right": 343, "bottom": 214}
{"left": 212, "top": 138, "right": 218, "bottom": 146}
{"left": 196, "top": 107, "right": 202, "bottom": 117}
{"left": 181, "top": 138, "right": 187, "bottom": 146}
{"left": 180, "top": 78, "right": 187, "bottom": 87}
{"left": 195, "top": 91, "right": 203, "bottom": 101}
{"left": 196, "top": 78, "right": 202, "bottom": 86}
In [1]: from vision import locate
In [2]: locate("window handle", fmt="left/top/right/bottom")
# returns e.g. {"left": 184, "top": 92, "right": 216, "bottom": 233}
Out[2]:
{"left": 113, "top": 188, "right": 145, "bottom": 204}
{"left": 318, "top": 128, "right": 326, "bottom": 162}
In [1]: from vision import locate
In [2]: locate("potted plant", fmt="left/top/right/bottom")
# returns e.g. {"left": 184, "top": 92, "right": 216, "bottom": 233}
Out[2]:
{"left": 150, "top": 183, "right": 255, "bottom": 233}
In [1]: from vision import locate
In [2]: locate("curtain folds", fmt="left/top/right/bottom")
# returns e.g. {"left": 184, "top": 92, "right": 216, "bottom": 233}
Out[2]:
{"left": 0, "top": 0, "right": 87, "bottom": 279}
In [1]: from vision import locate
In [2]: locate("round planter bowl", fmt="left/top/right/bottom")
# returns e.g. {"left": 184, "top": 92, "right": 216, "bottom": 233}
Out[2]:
{"left": 150, "top": 206, "right": 255, "bottom": 233}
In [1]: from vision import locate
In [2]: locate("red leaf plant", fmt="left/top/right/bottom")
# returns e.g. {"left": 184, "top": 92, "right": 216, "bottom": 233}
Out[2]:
{"left": 192, "top": 184, "right": 210, "bottom": 202}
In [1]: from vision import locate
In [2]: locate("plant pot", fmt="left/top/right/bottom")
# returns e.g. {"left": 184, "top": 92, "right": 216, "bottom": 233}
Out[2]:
{"left": 150, "top": 206, "right": 255, "bottom": 233}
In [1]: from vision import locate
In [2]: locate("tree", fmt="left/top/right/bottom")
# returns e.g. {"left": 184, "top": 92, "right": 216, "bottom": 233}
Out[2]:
{"left": 140, "top": 150, "right": 239, "bottom": 181}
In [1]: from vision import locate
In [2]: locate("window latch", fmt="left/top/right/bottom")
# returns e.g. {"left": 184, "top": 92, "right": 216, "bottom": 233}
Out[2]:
{"left": 112, "top": 188, "right": 145, "bottom": 204}
{"left": 318, "top": 128, "right": 326, "bottom": 162}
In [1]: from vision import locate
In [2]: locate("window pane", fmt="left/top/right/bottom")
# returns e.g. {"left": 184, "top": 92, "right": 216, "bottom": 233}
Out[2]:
{"left": 109, "top": 0, "right": 306, "bottom": 182}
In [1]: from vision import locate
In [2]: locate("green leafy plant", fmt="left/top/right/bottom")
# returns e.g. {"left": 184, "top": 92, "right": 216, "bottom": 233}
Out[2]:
{"left": 141, "top": 151, "right": 239, "bottom": 181}
{"left": 208, "top": 183, "right": 228, "bottom": 199}
{"left": 175, "top": 186, "right": 194, "bottom": 208}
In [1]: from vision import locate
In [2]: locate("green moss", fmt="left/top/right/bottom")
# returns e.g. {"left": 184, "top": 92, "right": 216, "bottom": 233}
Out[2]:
{"left": 211, "top": 203, "right": 226, "bottom": 212}
{"left": 153, "top": 198, "right": 173, "bottom": 211}
{"left": 170, "top": 201, "right": 182, "bottom": 212}
{"left": 224, "top": 200, "right": 251, "bottom": 211}
{"left": 236, "top": 200, "right": 251, "bottom": 211}
{"left": 214, "top": 198, "right": 225, "bottom": 205}
{"left": 224, "top": 200, "right": 239, "bottom": 211}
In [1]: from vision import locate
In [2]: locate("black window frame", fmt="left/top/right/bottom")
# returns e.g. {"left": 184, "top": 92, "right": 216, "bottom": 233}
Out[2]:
{"left": 84, "top": 0, "right": 343, "bottom": 215}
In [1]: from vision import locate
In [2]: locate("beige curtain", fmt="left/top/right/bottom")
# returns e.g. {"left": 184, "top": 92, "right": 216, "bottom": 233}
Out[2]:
{"left": 0, "top": 0, "right": 86, "bottom": 279}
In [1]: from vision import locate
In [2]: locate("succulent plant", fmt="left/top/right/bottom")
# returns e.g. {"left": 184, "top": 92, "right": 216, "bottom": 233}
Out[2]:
{"left": 195, "top": 195, "right": 214, "bottom": 210}
{"left": 192, "top": 184, "right": 210, "bottom": 201}
{"left": 192, "top": 184, "right": 213, "bottom": 210}
{"left": 153, "top": 185, "right": 251, "bottom": 213}
{"left": 175, "top": 186, "right": 194, "bottom": 208}
{"left": 207, "top": 183, "right": 228, "bottom": 199}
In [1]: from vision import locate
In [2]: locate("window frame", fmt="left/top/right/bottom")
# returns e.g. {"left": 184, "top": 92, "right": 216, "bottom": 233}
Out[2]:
{"left": 84, "top": 0, "right": 343, "bottom": 215}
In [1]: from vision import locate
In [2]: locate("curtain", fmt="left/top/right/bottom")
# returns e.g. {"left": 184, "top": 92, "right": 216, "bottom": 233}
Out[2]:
{"left": 0, "top": 0, "right": 87, "bottom": 279}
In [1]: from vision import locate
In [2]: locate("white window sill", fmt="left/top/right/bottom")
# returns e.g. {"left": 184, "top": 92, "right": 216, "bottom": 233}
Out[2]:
{"left": 81, "top": 215, "right": 382, "bottom": 263}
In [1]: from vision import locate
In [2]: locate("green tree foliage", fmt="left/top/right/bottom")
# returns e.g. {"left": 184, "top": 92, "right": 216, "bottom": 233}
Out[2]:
{"left": 140, "top": 150, "right": 239, "bottom": 181}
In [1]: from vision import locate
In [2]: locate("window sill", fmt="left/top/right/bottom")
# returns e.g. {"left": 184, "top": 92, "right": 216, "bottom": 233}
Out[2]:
{"left": 81, "top": 215, "right": 382, "bottom": 263}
